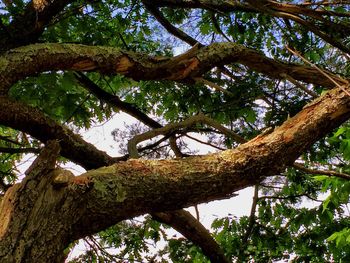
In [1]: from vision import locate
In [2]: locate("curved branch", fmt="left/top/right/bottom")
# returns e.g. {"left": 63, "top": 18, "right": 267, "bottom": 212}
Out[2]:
{"left": 127, "top": 112, "right": 245, "bottom": 158}
{"left": 2, "top": 84, "right": 350, "bottom": 260}
{"left": 71, "top": 85, "right": 350, "bottom": 239}
{"left": 74, "top": 72, "right": 184, "bottom": 157}
{"left": 1, "top": 42, "right": 344, "bottom": 94}
{"left": 0, "top": 96, "right": 115, "bottom": 169}
{"left": 146, "top": 0, "right": 350, "bottom": 54}
{"left": 142, "top": 1, "right": 200, "bottom": 47}
{"left": 0, "top": 96, "right": 229, "bottom": 263}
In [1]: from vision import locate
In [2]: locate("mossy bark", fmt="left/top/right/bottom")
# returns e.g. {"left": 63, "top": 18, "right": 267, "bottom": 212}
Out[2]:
{"left": 1, "top": 86, "right": 350, "bottom": 262}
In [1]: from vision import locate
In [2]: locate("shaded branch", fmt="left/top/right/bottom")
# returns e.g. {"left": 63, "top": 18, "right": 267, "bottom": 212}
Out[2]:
{"left": 0, "top": 0, "right": 75, "bottom": 52}
{"left": 142, "top": 1, "right": 200, "bottom": 47}
{"left": 248, "top": 1, "right": 350, "bottom": 54}
{"left": 74, "top": 72, "right": 162, "bottom": 129}
{"left": 0, "top": 147, "right": 40, "bottom": 154}
{"left": 74, "top": 72, "right": 184, "bottom": 157}
{"left": 146, "top": 0, "right": 350, "bottom": 54}
{"left": 153, "top": 210, "right": 231, "bottom": 263}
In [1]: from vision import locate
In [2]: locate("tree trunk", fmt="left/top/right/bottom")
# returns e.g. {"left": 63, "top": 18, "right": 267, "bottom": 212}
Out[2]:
{"left": 0, "top": 142, "right": 75, "bottom": 263}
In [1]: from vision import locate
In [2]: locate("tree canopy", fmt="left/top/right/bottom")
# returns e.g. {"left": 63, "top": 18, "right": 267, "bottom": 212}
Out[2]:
{"left": 1, "top": 0, "right": 350, "bottom": 262}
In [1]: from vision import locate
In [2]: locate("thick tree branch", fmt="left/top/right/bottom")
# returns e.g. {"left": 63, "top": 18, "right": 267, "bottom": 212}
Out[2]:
{"left": 2, "top": 83, "right": 350, "bottom": 260}
{"left": 0, "top": 0, "right": 75, "bottom": 52}
{"left": 0, "top": 92, "right": 227, "bottom": 261}
{"left": 0, "top": 42, "right": 345, "bottom": 93}
{"left": 0, "top": 141, "right": 77, "bottom": 262}
{"left": 0, "top": 96, "right": 116, "bottom": 169}
{"left": 67, "top": 85, "right": 350, "bottom": 241}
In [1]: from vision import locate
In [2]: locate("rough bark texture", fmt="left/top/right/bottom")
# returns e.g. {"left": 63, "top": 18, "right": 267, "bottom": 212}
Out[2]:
{"left": 0, "top": 43, "right": 344, "bottom": 93}
{"left": 0, "top": 141, "right": 74, "bottom": 263}
{"left": 1, "top": 1, "right": 350, "bottom": 262}
{"left": 1, "top": 85, "right": 350, "bottom": 261}
{"left": 0, "top": 96, "right": 114, "bottom": 169}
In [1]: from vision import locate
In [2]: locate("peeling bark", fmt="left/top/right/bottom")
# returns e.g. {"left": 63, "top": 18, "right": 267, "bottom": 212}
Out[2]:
{"left": 1, "top": 1, "right": 350, "bottom": 261}
{"left": 0, "top": 42, "right": 344, "bottom": 92}
{"left": 1, "top": 85, "right": 350, "bottom": 261}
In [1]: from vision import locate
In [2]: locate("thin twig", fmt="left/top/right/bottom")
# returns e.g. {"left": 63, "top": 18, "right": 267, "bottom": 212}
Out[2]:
{"left": 281, "top": 73, "right": 318, "bottom": 98}
{"left": 194, "top": 77, "right": 234, "bottom": 96}
{"left": 293, "top": 162, "right": 350, "bottom": 180}
{"left": 185, "top": 134, "right": 226, "bottom": 151}
{"left": 286, "top": 46, "right": 350, "bottom": 96}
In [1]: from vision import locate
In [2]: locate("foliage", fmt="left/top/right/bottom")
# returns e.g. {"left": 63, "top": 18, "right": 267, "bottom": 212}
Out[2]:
{"left": 1, "top": 0, "right": 350, "bottom": 262}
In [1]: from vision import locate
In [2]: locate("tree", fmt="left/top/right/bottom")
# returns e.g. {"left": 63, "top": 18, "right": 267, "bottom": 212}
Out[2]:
{"left": 0, "top": 0, "right": 350, "bottom": 262}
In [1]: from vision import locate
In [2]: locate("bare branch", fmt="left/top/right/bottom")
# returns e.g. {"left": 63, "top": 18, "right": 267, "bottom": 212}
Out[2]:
{"left": 127, "top": 113, "right": 245, "bottom": 158}
{"left": 142, "top": 1, "right": 200, "bottom": 47}
{"left": 293, "top": 163, "right": 350, "bottom": 181}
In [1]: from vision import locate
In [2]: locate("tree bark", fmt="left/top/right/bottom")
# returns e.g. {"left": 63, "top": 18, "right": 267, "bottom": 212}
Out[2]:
{"left": 0, "top": 141, "right": 74, "bottom": 263}
{"left": 0, "top": 42, "right": 344, "bottom": 93}
{"left": 1, "top": 85, "right": 350, "bottom": 262}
